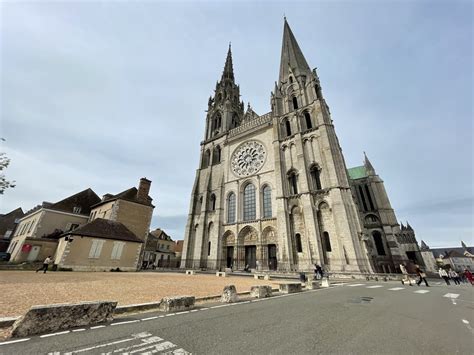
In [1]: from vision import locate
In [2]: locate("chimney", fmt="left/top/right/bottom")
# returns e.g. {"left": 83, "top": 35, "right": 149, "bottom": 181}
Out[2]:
{"left": 137, "top": 178, "right": 151, "bottom": 203}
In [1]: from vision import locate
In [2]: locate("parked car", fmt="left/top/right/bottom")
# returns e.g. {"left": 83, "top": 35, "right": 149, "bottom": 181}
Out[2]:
{"left": 0, "top": 252, "right": 11, "bottom": 261}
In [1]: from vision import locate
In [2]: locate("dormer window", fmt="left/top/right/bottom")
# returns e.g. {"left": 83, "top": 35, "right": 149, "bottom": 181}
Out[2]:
{"left": 73, "top": 207, "right": 82, "bottom": 214}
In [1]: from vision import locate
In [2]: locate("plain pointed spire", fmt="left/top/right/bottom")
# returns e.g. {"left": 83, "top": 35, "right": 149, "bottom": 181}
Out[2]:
{"left": 222, "top": 43, "right": 235, "bottom": 81}
{"left": 279, "top": 18, "right": 312, "bottom": 84}
{"left": 364, "top": 152, "right": 376, "bottom": 175}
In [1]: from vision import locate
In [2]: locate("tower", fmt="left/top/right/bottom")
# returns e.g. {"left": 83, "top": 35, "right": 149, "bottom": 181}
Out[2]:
{"left": 181, "top": 19, "right": 373, "bottom": 273}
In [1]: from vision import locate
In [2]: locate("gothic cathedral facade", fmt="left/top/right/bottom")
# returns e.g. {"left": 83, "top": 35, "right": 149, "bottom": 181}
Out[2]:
{"left": 181, "top": 20, "right": 421, "bottom": 273}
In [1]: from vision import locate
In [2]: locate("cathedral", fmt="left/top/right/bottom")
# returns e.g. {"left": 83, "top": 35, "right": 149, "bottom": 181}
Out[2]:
{"left": 180, "top": 19, "right": 423, "bottom": 274}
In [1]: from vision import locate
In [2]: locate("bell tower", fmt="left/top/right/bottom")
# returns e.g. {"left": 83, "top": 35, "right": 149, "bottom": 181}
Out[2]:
{"left": 204, "top": 45, "right": 244, "bottom": 140}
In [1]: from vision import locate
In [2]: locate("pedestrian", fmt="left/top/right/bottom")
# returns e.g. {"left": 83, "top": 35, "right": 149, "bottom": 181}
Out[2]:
{"left": 448, "top": 270, "right": 460, "bottom": 285}
{"left": 36, "top": 256, "right": 52, "bottom": 274}
{"left": 256, "top": 260, "right": 260, "bottom": 272}
{"left": 438, "top": 267, "right": 450, "bottom": 285}
{"left": 400, "top": 263, "right": 413, "bottom": 286}
{"left": 314, "top": 264, "right": 322, "bottom": 280}
{"left": 318, "top": 265, "right": 324, "bottom": 279}
{"left": 415, "top": 264, "right": 429, "bottom": 287}
{"left": 464, "top": 269, "right": 473, "bottom": 286}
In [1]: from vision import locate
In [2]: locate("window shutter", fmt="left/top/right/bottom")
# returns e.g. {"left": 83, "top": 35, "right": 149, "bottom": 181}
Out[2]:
{"left": 89, "top": 240, "right": 98, "bottom": 258}
{"left": 94, "top": 240, "right": 104, "bottom": 258}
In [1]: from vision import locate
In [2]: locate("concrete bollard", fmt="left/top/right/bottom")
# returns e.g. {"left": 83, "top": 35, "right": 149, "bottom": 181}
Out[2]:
{"left": 321, "top": 278, "right": 330, "bottom": 288}
{"left": 306, "top": 280, "right": 320, "bottom": 289}
{"left": 278, "top": 283, "right": 302, "bottom": 294}
{"left": 221, "top": 285, "right": 238, "bottom": 303}
{"left": 160, "top": 296, "right": 195, "bottom": 312}
{"left": 185, "top": 270, "right": 195, "bottom": 275}
{"left": 216, "top": 271, "right": 227, "bottom": 277}
{"left": 250, "top": 285, "right": 272, "bottom": 298}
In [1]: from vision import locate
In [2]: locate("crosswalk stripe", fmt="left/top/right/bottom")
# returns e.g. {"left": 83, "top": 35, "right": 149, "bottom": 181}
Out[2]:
{"left": 347, "top": 284, "right": 365, "bottom": 287}
{"left": 366, "top": 285, "right": 383, "bottom": 289}
{"left": 414, "top": 290, "right": 430, "bottom": 294}
{"left": 388, "top": 287, "right": 405, "bottom": 291}
{"left": 443, "top": 293, "right": 460, "bottom": 299}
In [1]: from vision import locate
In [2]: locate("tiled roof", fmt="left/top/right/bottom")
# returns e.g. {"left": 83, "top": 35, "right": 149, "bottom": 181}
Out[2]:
{"left": 48, "top": 188, "right": 100, "bottom": 215}
{"left": 92, "top": 187, "right": 153, "bottom": 208}
{"left": 0, "top": 207, "right": 24, "bottom": 236}
{"left": 63, "top": 218, "right": 143, "bottom": 243}
{"left": 347, "top": 166, "right": 367, "bottom": 180}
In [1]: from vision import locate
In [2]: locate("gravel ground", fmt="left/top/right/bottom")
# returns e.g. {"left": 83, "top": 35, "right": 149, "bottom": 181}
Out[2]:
{"left": 0, "top": 271, "right": 277, "bottom": 317}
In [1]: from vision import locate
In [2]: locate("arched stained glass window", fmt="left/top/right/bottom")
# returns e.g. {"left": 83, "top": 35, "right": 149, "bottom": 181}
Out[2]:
{"left": 262, "top": 185, "right": 272, "bottom": 218}
{"left": 227, "top": 193, "right": 236, "bottom": 223}
{"left": 243, "top": 184, "right": 256, "bottom": 221}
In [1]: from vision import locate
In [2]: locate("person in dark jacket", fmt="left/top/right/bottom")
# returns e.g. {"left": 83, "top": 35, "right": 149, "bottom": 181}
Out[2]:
{"left": 415, "top": 264, "right": 429, "bottom": 287}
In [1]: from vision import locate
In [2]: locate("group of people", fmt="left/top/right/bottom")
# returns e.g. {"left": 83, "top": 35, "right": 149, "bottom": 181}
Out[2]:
{"left": 438, "top": 267, "right": 473, "bottom": 285}
{"left": 400, "top": 263, "right": 429, "bottom": 286}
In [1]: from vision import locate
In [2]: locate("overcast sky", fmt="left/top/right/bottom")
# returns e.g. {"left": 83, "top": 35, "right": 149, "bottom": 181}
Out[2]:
{"left": 1, "top": 0, "right": 472, "bottom": 248}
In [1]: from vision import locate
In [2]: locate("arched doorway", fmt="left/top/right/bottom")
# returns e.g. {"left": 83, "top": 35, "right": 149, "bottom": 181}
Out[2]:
{"left": 222, "top": 230, "right": 235, "bottom": 269}
{"left": 262, "top": 227, "right": 278, "bottom": 271}
{"left": 237, "top": 226, "right": 258, "bottom": 270}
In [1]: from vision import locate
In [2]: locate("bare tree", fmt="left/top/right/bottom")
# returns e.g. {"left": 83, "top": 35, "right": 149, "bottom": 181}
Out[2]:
{"left": 0, "top": 138, "right": 16, "bottom": 194}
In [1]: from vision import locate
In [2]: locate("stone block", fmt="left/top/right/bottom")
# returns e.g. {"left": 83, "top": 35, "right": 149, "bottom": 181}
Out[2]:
{"left": 250, "top": 285, "right": 272, "bottom": 298}
{"left": 278, "top": 283, "right": 302, "bottom": 294}
{"left": 10, "top": 301, "right": 117, "bottom": 338}
{"left": 216, "top": 271, "right": 226, "bottom": 277}
{"left": 185, "top": 270, "right": 195, "bottom": 275}
{"left": 160, "top": 296, "right": 195, "bottom": 312}
{"left": 224, "top": 268, "right": 233, "bottom": 273}
{"left": 306, "top": 280, "right": 320, "bottom": 289}
{"left": 321, "top": 278, "right": 330, "bottom": 288}
{"left": 221, "top": 285, "right": 238, "bottom": 303}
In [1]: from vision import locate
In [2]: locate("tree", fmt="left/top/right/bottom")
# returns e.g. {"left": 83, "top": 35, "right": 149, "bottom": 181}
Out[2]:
{"left": 0, "top": 147, "right": 16, "bottom": 194}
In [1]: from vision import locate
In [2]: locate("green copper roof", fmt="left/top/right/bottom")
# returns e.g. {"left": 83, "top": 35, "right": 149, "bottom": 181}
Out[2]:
{"left": 347, "top": 166, "right": 367, "bottom": 180}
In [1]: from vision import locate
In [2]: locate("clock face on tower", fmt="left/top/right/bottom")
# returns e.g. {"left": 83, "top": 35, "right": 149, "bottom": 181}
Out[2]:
{"left": 231, "top": 141, "right": 267, "bottom": 177}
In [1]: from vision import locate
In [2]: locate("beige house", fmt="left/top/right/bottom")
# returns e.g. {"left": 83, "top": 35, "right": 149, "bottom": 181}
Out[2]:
{"left": 55, "top": 178, "right": 154, "bottom": 271}
{"left": 8, "top": 189, "right": 100, "bottom": 263}
{"left": 143, "top": 228, "right": 176, "bottom": 268}
{"left": 56, "top": 218, "right": 143, "bottom": 271}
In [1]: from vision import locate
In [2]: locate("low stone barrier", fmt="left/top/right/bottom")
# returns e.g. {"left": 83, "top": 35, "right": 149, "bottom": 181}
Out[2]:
{"left": 216, "top": 271, "right": 227, "bottom": 277}
{"left": 321, "top": 278, "right": 330, "bottom": 288}
{"left": 306, "top": 280, "right": 320, "bottom": 290}
{"left": 278, "top": 283, "right": 302, "bottom": 294}
{"left": 115, "top": 301, "right": 162, "bottom": 315}
{"left": 10, "top": 301, "right": 117, "bottom": 338}
{"left": 159, "top": 296, "right": 195, "bottom": 312}
{"left": 250, "top": 285, "right": 272, "bottom": 298}
{"left": 0, "top": 316, "right": 20, "bottom": 328}
{"left": 221, "top": 285, "right": 238, "bottom": 303}
{"left": 254, "top": 274, "right": 270, "bottom": 280}
{"left": 185, "top": 270, "right": 195, "bottom": 275}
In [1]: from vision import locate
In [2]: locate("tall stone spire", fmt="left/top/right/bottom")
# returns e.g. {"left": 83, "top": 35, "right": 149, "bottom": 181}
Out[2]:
{"left": 222, "top": 43, "right": 234, "bottom": 81}
{"left": 279, "top": 18, "right": 312, "bottom": 84}
{"left": 364, "top": 152, "right": 376, "bottom": 175}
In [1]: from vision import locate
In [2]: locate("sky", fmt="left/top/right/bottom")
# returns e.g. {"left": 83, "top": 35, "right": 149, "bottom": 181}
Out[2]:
{"left": 1, "top": 0, "right": 472, "bottom": 248}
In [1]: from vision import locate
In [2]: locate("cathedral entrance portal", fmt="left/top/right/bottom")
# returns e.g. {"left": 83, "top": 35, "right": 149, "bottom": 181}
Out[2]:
{"left": 268, "top": 244, "right": 277, "bottom": 270}
{"left": 226, "top": 246, "right": 234, "bottom": 268}
{"left": 245, "top": 246, "right": 257, "bottom": 269}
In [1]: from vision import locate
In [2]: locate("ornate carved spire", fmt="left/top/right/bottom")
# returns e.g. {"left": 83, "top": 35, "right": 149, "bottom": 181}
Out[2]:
{"left": 222, "top": 43, "right": 234, "bottom": 82}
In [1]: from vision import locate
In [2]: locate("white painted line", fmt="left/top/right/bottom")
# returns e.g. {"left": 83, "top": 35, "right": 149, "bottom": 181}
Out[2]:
{"left": 414, "top": 290, "right": 430, "bottom": 294}
{"left": 199, "top": 307, "right": 209, "bottom": 311}
{"left": 169, "top": 348, "right": 191, "bottom": 354}
{"left": 72, "top": 329, "right": 86, "bottom": 332}
{"left": 141, "top": 316, "right": 159, "bottom": 321}
{"left": 0, "top": 338, "right": 31, "bottom": 346}
{"left": 165, "top": 313, "right": 176, "bottom": 317}
{"left": 90, "top": 325, "right": 106, "bottom": 329}
{"left": 210, "top": 304, "right": 229, "bottom": 309}
{"left": 111, "top": 320, "right": 140, "bottom": 326}
{"left": 129, "top": 341, "right": 176, "bottom": 354}
{"left": 366, "top": 285, "right": 383, "bottom": 289}
{"left": 40, "top": 331, "right": 70, "bottom": 338}
{"left": 72, "top": 336, "right": 137, "bottom": 353}
{"left": 388, "top": 287, "right": 405, "bottom": 291}
{"left": 462, "top": 319, "right": 469, "bottom": 324}
{"left": 443, "top": 293, "right": 460, "bottom": 299}
{"left": 347, "top": 284, "right": 365, "bottom": 287}
{"left": 112, "top": 336, "right": 162, "bottom": 353}
{"left": 159, "top": 315, "right": 166, "bottom": 318}
{"left": 175, "top": 311, "right": 190, "bottom": 315}
{"left": 240, "top": 301, "right": 251, "bottom": 304}
{"left": 332, "top": 283, "right": 345, "bottom": 286}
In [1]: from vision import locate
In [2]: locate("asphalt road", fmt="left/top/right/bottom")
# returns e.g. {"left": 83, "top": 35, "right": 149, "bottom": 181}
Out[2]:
{"left": 1, "top": 281, "right": 473, "bottom": 354}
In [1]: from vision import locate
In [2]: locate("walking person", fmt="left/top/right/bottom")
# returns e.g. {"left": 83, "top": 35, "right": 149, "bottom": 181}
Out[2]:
{"left": 464, "top": 269, "right": 473, "bottom": 286}
{"left": 449, "top": 270, "right": 460, "bottom": 285}
{"left": 36, "top": 256, "right": 52, "bottom": 274}
{"left": 400, "top": 263, "right": 413, "bottom": 286}
{"left": 438, "top": 267, "right": 450, "bottom": 285}
{"left": 415, "top": 264, "right": 429, "bottom": 287}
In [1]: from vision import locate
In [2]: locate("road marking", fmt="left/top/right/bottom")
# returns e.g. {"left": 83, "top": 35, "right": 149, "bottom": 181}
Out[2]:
{"left": 190, "top": 309, "right": 199, "bottom": 312}
{"left": 461, "top": 319, "right": 474, "bottom": 334}
{"left": 90, "top": 325, "right": 106, "bottom": 329}
{"left": 366, "top": 285, "right": 383, "bottom": 289}
{"left": 240, "top": 301, "right": 251, "bottom": 304}
{"left": 200, "top": 307, "right": 209, "bottom": 311}
{"left": 164, "top": 348, "right": 191, "bottom": 354}
{"left": 141, "top": 316, "right": 159, "bottom": 321}
{"left": 112, "top": 336, "right": 163, "bottom": 353}
{"left": 443, "top": 293, "right": 460, "bottom": 299}
{"left": 72, "top": 329, "right": 86, "bottom": 332}
{"left": 462, "top": 319, "right": 469, "bottom": 324}
{"left": 210, "top": 304, "right": 230, "bottom": 308}
{"left": 165, "top": 313, "right": 176, "bottom": 316}
{"left": 175, "top": 311, "right": 190, "bottom": 315}
{"left": 332, "top": 283, "right": 345, "bottom": 286}
{"left": 388, "top": 287, "right": 405, "bottom": 291}
{"left": 40, "top": 331, "right": 70, "bottom": 338}
{"left": 129, "top": 340, "right": 176, "bottom": 354}
{"left": 69, "top": 333, "right": 150, "bottom": 353}
{"left": 0, "top": 338, "right": 31, "bottom": 346}
{"left": 414, "top": 290, "right": 430, "bottom": 294}
{"left": 111, "top": 320, "right": 140, "bottom": 326}
{"left": 347, "top": 284, "right": 365, "bottom": 287}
